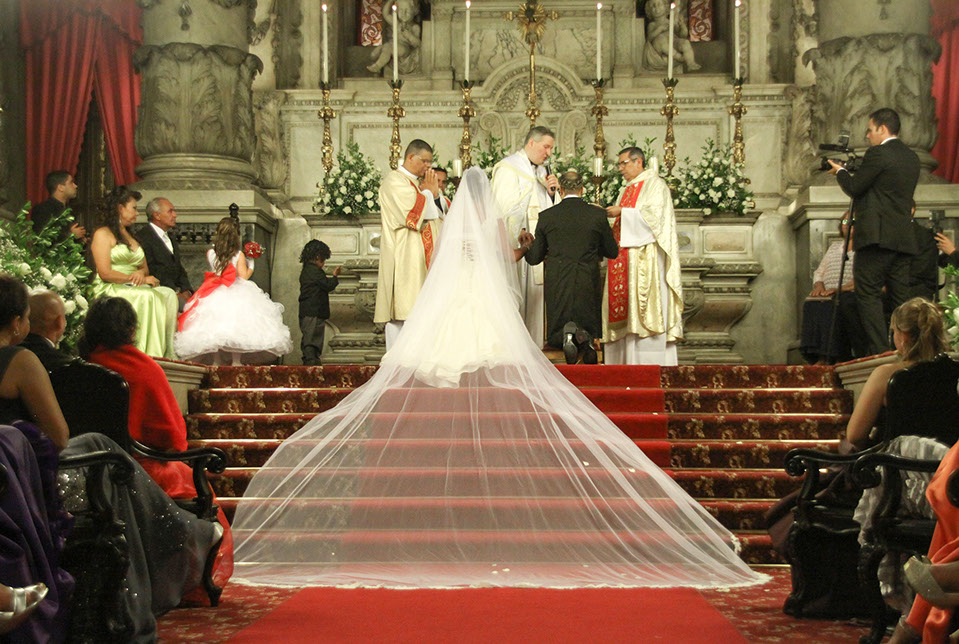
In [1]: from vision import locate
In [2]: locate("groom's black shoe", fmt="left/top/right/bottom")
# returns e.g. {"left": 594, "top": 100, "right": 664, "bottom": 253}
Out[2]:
{"left": 562, "top": 322, "right": 580, "bottom": 365}
{"left": 576, "top": 327, "right": 598, "bottom": 365}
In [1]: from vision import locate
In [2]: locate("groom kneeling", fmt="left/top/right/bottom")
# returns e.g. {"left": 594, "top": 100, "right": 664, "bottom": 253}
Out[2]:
{"left": 525, "top": 171, "right": 619, "bottom": 364}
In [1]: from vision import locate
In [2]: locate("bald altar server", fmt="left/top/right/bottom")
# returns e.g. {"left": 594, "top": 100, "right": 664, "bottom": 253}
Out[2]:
{"left": 490, "top": 126, "right": 560, "bottom": 348}
{"left": 603, "top": 147, "right": 683, "bottom": 365}
{"left": 374, "top": 139, "right": 442, "bottom": 349}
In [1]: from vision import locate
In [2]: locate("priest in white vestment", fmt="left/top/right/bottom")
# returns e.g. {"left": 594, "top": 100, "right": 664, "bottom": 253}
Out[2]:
{"left": 602, "top": 147, "right": 683, "bottom": 365}
{"left": 374, "top": 139, "right": 442, "bottom": 349}
{"left": 490, "top": 126, "right": 559, "bottom": 348}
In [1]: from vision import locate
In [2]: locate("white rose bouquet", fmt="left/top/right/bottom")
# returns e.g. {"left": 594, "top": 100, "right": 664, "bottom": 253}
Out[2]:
{"left": 674, "top": 139, "right": 755, "bottom": 216}
{"left": 0, "top": 204, "right": 93, "bottom": 350}
{"left": 942, "top": 266, "right": 959, "bottom": 350}
{"left": 314, "top": 141, "right": 382, "bottom": 219}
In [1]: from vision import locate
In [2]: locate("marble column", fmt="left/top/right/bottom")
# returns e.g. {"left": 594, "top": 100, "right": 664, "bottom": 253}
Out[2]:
{"left": 135, "top": 0, "right": 263, "bottom": 185}
{"left": 809, "top": 0, "right": 940, "bottom": 175}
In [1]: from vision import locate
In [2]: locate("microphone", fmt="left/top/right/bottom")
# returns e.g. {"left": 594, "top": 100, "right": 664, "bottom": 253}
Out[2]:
{"left": 544, "top": 164, "right": 556, "bottom": 195}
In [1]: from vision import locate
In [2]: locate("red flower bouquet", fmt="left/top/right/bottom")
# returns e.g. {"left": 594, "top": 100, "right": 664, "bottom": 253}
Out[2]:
{"left": 244, "top": 241, "right": 263, "bottom": 259}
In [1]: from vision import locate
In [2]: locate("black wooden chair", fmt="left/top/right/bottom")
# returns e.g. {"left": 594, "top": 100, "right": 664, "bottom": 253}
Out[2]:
{"left": 782, "top": 354, "right": 959, "bottom": 640}
{"left": 48, "top": 359, "right": 228, "bottom": 605}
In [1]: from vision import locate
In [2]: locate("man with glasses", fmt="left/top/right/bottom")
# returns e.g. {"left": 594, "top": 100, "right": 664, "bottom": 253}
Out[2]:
{"left": 827, "top": 107, "right": 920, "bottom": 355}
{"left": 374, "top": 139, "right": 442, "bottom": 349}
{"left": 490, "top": 126, "right": 560, "bottom": 348}
{"left": 602, "top": 147, "right": 683, "bottom": 365}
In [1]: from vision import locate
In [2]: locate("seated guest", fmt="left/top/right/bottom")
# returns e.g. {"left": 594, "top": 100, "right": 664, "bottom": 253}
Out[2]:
{"left": 936, "top": 230, "right": 959, "bottom": 269}
{"left": 79, "top": 297, "right": 233, "bottom": 589}
{"left": 18, "top": 290, "right": 73, "bottom": 371}
{"left": 800, "top": 214, "right": 859, "bottom": 363}
{"left": 134, "top": 198, "right": 194, "bottom": 310}
{"left": 30, "top": 170, "right": 86, "bottom": 243}
{"left": 90, "top": 186, "right": 178, "bottom": 359}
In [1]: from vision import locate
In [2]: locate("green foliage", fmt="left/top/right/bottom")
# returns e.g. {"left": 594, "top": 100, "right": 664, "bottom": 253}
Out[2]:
{"left": 472, "top": 136, "right": 511, "bottom": 178}
{"left": 0, "top": 204, "right": 93, "bottom": 351}
{"left": 673, "top": 139, "right": 755, "bottom": 216}
{"left": 943, "top": 265, "right": 959, "bottom": 350}
{"left": 314, "top": 141, "right": 382, "bottom": 219}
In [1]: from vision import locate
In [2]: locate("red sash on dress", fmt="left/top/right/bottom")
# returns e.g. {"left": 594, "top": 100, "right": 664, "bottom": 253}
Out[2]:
{"left": 177, "top": 263, "right": 237, "bottom": 331}
{"left": 403, "top": 178, "right": 434, "bottom": 269}
{"left": 608, "top": 181, "right": 644, "bottom": 326}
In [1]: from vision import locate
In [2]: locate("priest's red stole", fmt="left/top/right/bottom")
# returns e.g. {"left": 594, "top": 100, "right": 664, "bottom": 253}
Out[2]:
{"left": 608, "top": 181, "right": 644, "bottom": 326}
{"left": 404, "top": 179, "right": 435, "bottom": 269}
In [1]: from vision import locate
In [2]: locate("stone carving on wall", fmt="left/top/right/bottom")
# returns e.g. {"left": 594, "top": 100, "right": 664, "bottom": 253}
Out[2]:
{"left": 137, "top": 0, "right": 257, "bottom": 37}
{"left": 643, "top": 0, "right": 700, "bottom": 73}
{"left": 272, "top": 0, "right": 303, "bottom": 89}
{"left": 0, "top": 28, "right": 8, "bottom": 210}
{"left": 783, "top": 85, "right": 817, "bottom": 187}
{"left": 791, "top": 0, "right": 817, "bottom": 86}
{"left": 810, "top": 34, "right": 939, "bottom": 153}
{"left": 367, "top": 0, "right": 421, "bottom": 76}
{"left": 134, "top": 43, "right": 263, "bottom": 161}
{"left": 253, "top": 91, "right": 289, "bottom": 191}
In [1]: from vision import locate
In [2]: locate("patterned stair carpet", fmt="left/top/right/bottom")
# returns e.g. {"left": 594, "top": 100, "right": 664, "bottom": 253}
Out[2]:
{"left": 186, "top": 363, "right": 849, "bottom": 565}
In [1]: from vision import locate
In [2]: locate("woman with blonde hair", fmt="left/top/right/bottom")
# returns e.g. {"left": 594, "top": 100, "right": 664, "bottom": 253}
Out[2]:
{"left": 175, "top": 216, "right": 291, "bottom": 365}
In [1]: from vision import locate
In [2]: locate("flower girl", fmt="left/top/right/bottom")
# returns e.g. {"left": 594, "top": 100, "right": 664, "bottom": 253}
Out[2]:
{"left": 175, "top": 216, "right": 292, "bottom": 364}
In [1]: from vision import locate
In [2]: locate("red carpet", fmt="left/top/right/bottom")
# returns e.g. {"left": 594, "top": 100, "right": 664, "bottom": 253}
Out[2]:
{"left": 225, "top": 587, "right": 747, "bottom": 644}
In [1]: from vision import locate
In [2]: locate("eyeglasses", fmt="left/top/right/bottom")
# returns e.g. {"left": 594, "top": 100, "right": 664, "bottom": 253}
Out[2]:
{"left": 616, "top": 160, "right": 635, "bottom": 167}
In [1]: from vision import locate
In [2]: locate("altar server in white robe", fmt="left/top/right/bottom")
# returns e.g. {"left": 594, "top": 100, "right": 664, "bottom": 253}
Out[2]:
{"left": 374, "top": 140, "right": 442, "bottom": 349}
{"left": 490, "top": 126, "right": 560, "bottom": 348}
{"left": 602, "top": 147, "right": 683, "bottom": 365}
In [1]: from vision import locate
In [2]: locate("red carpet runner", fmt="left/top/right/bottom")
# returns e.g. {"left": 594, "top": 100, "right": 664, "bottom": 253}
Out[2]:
{"left": 225, "top": 587, "right": 747, "bottom": 644}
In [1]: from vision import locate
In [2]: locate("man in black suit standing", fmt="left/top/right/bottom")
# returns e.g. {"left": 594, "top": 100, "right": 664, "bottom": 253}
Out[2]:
{"left": 828, "top": 107, "right": 920, "bottom": 355}
{"left": 525, "top": 171, "right": 619, "bottom": 364}
{"left": 30, "top": 170, "right": 86, "bottom": 243}
{"left": 134, "top": 197, "right": 194, "bottom": 309}
{"left": 19, "top": 291, "right": 74, "bottom": 371}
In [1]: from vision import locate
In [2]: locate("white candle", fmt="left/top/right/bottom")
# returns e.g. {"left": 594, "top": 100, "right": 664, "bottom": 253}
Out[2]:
{"left": 452, "top": 159, "right": 464, "bottom": 177}
{"left": 322, "top": 4, "right": 329, "bottom": 84}
{"left": 667, "top": 2, "right": 675, "bottom": 79}
{"left": 593, "top": 157, "right": 604, "bottom": 177}
{"left": 734, "top": 0, "right": 741, "bottom": 78}
{"left": 465, "top": 1, "right": 471, "bottom": 82}
{"left": 596, "top": 3, "right": 602, "bottom": 80}
{"left": 392, "top": 4, "right": 399, "bottom": 83}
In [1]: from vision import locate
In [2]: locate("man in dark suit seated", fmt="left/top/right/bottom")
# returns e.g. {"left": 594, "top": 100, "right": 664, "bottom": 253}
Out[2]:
{"left": 30, "top": 170, "right": 86, "bottom": 243}
{"left": 134, "top": 197, "right": 193, "bottom": 310}
{"left": 828, "top": 107, "right": 920, "bottom": 355}
{"left": 19, "top": 291, "right": 74, "bottom": 370}
{"left": 525, "top": 171, "right": 619, "bottom": 364}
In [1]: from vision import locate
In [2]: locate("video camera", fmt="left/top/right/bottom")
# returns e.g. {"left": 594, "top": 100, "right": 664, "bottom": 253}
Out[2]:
{"left": 818, "top": 130, "right": 861, "bottom": 173}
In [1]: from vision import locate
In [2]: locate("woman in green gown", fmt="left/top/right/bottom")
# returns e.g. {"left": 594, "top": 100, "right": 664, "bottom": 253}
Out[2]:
{"left": 89, "top": 186, "right": 178, "bottom": 358}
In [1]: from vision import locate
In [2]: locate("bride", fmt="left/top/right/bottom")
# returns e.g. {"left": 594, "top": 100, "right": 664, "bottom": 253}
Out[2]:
{"left": 231, "top": 168, "right": 766, "bottom": 589}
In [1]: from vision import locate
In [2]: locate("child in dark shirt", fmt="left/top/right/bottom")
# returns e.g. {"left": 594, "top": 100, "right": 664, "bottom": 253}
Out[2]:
{"left": 298, "top": 240, "right": 341, "bottom": 365}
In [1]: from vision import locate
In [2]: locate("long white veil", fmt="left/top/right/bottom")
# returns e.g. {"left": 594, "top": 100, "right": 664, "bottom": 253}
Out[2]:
{"left": 231, "top": 167, "right": 766, "bottom": 589}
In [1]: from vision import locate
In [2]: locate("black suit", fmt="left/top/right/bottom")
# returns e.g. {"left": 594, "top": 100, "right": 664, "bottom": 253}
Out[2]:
{"left": 18, "top": 333, "right": 74, "bottom": 371}
{"left": 525, "top": 196, "right": 619, "bottom": 348}
{"left": 30, "top": 198, "right": 74, "bottom": 241}
{"left": 134, "top": 224, "right": 193, "bottom": 293}
{"left": 837, "top": 137, "right": 920, "bottom": 354}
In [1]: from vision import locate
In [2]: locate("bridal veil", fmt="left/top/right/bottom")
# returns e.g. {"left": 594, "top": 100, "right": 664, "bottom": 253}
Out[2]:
{"left": 231, "top": 167, "right": 766, "bottom": 589}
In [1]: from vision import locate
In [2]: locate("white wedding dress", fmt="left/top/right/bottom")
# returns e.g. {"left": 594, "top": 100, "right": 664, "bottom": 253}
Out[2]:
{"left": 231, "top": 168, "right": 766, "bottom": 589}
{"left": 175, "top": 250, "right": 292, "bottom": 363}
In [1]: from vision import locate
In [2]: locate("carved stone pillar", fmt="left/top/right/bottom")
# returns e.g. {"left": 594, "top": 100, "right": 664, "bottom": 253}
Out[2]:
{"left": 809, "top": 0, "right": 940, "bottom": 175}
{"left": 135, "top": 0, "right": 262, "bottom": 185}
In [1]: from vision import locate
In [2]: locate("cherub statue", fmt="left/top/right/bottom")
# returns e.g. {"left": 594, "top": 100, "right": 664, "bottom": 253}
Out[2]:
{"left": 367, "top": 0, "right": 422, "bottom": 76}
{"left": 643, "top": 0, "right": 701, "bottom": 73}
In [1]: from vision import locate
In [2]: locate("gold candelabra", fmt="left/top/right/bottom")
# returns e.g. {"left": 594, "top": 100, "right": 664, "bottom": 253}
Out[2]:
{"left": 458, "top": 80, "right": 475, "bottom": 170}
{"left": 387, "top": 79, "right": 405, "bottom": 170}
{"left": 525, "top": 46, "right": 540, "bottom": 126}
{"left": 729, "top": 77, "right": 748, "bottom": 167}
{"left": 661, "top": 77, "right": 679, "bottom": 181}
{"left": 591, "top": 78, "right": 608, "bottom": 204}
{"left": 318, "top": 82, "right": 336, "bottom": 175}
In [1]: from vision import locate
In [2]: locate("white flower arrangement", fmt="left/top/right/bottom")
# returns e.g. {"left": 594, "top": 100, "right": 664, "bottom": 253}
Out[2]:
{"left": 314, "top": 141, "right": 382, "bottom": 218}
{"left": 674, "top": 139, "right": 755, "bottom": 216}
{"left": 942, "top": 266, "right": 959, "bottom": 350}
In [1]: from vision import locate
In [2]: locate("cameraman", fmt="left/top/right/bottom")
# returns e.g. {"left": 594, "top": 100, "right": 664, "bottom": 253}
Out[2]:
{"left": 827, "top": 107, "right": 920, "bottom": 355}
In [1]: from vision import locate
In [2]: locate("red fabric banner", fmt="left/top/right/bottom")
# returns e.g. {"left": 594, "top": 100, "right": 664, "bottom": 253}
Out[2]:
{"left": 688, "top": 0, "right": 713, "bottom": 42}
{"left": 607, "top": 181, "right": 644, "bottom": 326}
{"left": 932, "top": 0, "right": 959, "bottom": 183}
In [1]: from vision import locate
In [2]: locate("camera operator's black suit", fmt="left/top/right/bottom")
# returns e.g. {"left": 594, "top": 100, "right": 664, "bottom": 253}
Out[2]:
{"left": 836, "top": 137, "right": 920, "bottom": 354}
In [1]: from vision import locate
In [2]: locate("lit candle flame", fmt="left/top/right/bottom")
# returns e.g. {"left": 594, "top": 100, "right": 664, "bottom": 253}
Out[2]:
{"left": 466, "top": 0, "right": 470, "bottom": 7}
{"left": 392, "top": 4, "right": 397, "bottom": 12}
{"left": 597, "top": 2, "right": 602, "bottom": 8}
{"left": 321, "top": 3, "right": 327, "bottom": 10}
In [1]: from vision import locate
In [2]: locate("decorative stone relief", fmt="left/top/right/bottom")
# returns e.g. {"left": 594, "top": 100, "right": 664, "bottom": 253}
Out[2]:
{"left": 0, "top": 29, "right": 8, "bottom": 210}
{"left": 134, "top": 43, "right": 263, "bottom": 160}
{"left": 272, "top": 0, "right": 303, "bottom": 89}
{"left": 643, "top": 0, "right": 700, "bottom": 73}
{"left": 367, "top": 0, "right": 421, "bottom": 77}
{"left": 791, "top": 0, "right": 817, "bottom": 85}
{"left": 809, "top": 33, "right": 939, "bottom": 153}
{"left": 782, "top": 84, "right": 817, "bottom": 187}
{"left": 253, "top": 91, "right": 289, "bottom": 190}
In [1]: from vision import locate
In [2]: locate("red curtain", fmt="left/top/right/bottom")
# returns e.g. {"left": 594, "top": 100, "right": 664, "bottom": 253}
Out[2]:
{"left": 20, "top": 0, "right": 142, "bottom": 206}
{"left": 932, "top": 0, "right": 959, "bottom": 183}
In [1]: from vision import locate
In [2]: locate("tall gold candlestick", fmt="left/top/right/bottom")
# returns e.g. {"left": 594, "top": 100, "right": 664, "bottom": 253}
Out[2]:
{"left": 661, "top": 77, "right": 679, "bottom": 179}
{"left": 318, "top": 82, "right": 336, "bottom": 175}
{"left": 525, "top": 45, "right": 540, "bottom": 126}
{"left": 387, "top": 79, "right": 405, "bottom": 170}
{"left": 729, "top": 77, "right": 747, "bottom": 167}
{"left": 591, "top": 78, "right": 608, "bottom": 203}
{"left": 458, "top": 80, "right": 476, "bottom": 171}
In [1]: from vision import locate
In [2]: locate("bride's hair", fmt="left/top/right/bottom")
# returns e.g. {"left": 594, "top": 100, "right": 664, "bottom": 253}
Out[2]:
{"left": 212, "top": 216, "right": 241, "bottom": 274}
